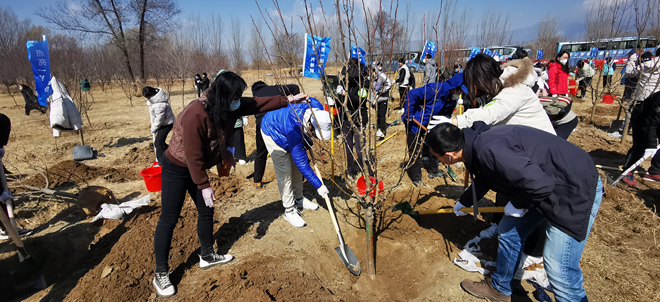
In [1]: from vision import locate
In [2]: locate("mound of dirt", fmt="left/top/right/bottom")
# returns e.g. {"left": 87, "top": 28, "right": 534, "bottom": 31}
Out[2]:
{"left": 77, "top": 186, "right": 117, "bottom": 216}
{"left": 113, "top": 146, "right": 155, "bottom": 168}
{"left": 210, "top": 175, "right": 241, "bottom": 200}
{"left": 23, "top": 160, "right": 141, "bottom": 189}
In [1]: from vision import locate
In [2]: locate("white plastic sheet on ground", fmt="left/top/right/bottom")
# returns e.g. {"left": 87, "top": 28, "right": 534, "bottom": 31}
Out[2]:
{"left": 92, "top": 195, "right": 151, "bottom": 222}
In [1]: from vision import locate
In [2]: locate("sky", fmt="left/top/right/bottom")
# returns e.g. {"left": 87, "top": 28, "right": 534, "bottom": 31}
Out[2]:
{"left": 6, "top": 0, "right": 593, "bottom": 43}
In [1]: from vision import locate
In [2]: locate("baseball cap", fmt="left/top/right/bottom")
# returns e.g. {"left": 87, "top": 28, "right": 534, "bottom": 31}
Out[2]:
{"left": 304, "top": 109, "right": 332, "bottom": 140}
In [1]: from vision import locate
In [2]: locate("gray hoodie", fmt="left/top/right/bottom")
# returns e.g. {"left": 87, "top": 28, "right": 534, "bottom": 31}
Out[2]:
{"left": 423, "top": 58, "right": 437, "bottom": 85}
{"left": 147, "top": 88, "right": 175, "bottom": 133}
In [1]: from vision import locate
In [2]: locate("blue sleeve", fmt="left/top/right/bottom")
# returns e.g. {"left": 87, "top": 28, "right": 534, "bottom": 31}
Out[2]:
{"left": 287, "top": 130, "right": 323, "bottom": 188}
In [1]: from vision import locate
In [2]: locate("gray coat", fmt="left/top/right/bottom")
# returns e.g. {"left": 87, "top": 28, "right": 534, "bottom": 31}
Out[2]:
{"left": 148, "top": 88, "right": 175, "bottom": 133}
{"left": 423, "top": 58, "right": 437, "bottom": 85}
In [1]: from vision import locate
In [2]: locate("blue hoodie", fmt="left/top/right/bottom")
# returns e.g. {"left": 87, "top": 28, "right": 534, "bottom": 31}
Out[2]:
{"left": 402, "top": 73, "right": 465, "bottom": 134}
{"left": 261, "top": 98, "right": 324, "bottom": 189}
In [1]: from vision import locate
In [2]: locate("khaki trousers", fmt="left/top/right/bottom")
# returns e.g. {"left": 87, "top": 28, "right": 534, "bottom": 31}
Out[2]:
{"left": 261, "top": 133, "right": 303, "bottom": 209}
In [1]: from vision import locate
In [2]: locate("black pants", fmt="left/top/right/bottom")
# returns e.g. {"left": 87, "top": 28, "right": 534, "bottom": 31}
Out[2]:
{"left": 405, "top": 129, "right": 440, "bottom": 182}
{"left": 253, "top": 115, "right": 268, "bottom": 183}
{"left": 376, "top": 100, "right": 389, "bottom": 133}
{"left": 623, "top": 99, "right": 660, "bottom": 174}
{"left": 602, "top": 75, "right": 612, "bottom": 88}
{"left": 553, "top": 116, "right": 579, "bottom": 140}
{"left": 154, "top": 124, "right": 173, "bottom": 163}
{"left": 233, "top": 127, "right": 246, "bottom": 161}
{"left": 493, "top": 194, "right": 546, "bottom": 257}
{"left": 154, "top": 155, "right": 215, "bottom": 272}
{"left": 197, "top": 88, "right": 203, "bottom": 97}
{"left": 342, "top": 121, "right": 372, "bottom": 176}
{"left": 578, "top": 77, "right": 592, "bottom": 97}
{"left": 398, "top": 86, "right": 409, "bottom": 101}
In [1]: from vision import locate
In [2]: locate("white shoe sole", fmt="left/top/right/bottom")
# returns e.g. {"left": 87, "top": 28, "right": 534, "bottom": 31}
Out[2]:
{"left": 153, "top": 278, "right": 175, "bottom": 297}
{"left": 199, "top": 254, "right": 233, "bottom": 270}
{"left": 284, "top": 216, "right": 307, "bottom": 228}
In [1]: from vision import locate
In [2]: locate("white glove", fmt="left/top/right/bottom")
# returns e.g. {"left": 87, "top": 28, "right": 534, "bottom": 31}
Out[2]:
{"left": 194, "top": 85, "right": 198, "bottom": 90}
{"left": 0, "top": 191, "right": 14, "bottom": 204}
{"left": 504, "top": 202, "right": 527, "bottom": 217}
{"left": 552, "top": 94, "right": 558, "bottom": 98}
{"left": 454, "top": 202, "right": 468, "bottom": 216}
{"left": 317, "top": 185, "right": 329, "bottom": 196}
{"left": 643, "top": 148, "right": 658, "bottom": 159}
{"left": 242, "top": 117, "right": 248, "bottom": 126}
{"left": 0, "top": 147, "right": 4, "bottom": 158}
{"left": 326, "top": 96, "right": 335, "bottom": 106}
{"left": 336, "top": 85, "right": 345, "bottom": 96}
{"left": 202, "top": 187, "right": 215, "bottom": 207}
{"left": 428, "top": 115, "right": 452, "bottom": 129}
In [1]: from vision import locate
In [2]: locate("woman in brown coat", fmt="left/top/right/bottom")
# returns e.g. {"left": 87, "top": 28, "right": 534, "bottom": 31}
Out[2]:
{"left": 152, "top": 71, "right": 306, "bottom": 297}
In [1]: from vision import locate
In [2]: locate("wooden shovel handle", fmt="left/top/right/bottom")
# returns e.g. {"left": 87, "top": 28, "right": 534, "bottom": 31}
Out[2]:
{"left": 313, "top": 165, "right": 343, "bottom": 237}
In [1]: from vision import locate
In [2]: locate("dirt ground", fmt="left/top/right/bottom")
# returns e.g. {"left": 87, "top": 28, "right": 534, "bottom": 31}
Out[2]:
{"left": 0, "top": 72, "right": 659, "bottom": 302}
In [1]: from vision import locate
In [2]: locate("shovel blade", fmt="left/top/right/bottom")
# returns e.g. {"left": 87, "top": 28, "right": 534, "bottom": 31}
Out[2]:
{"left": 392, "top": 202, "right": 419, "bottom": 216}
{"left": 334, "top": 245, "right": 361, "bottom": 276}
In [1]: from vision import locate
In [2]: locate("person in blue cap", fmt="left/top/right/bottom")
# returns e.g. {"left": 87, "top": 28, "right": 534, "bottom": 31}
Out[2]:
{"left": 401, "top": 73, "right": 467, "bottom": 186}
{"left": 260, "top": 97, "right": 333, "bottom": 228}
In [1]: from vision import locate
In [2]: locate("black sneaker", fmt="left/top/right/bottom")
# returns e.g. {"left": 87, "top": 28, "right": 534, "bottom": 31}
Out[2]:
{"left": 153, "top": 271, "right": 176, "bottom": 297}
{"left": 199, "top": 252, "right": 233, "bottom": 270}
{"left": 412, "top": 180, "right": 422, "bottom": 187}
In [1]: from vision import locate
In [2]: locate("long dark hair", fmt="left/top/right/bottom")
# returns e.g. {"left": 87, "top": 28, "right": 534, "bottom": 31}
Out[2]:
{"left": 205, "top": 71, "right": 247, "bottom": 127}
{"left": 464, "top": 53, "right": 504, "bottom": 101}
{"left": 550, "top": 51, "right": 570, "bottom": 74}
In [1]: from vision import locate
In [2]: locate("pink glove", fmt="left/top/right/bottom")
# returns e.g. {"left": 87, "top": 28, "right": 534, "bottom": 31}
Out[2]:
{"left": 202, "top": 187, "right": 215, "bottom": 207}
{"left": 287, "top": 93, "right": 309, "bottom": 103}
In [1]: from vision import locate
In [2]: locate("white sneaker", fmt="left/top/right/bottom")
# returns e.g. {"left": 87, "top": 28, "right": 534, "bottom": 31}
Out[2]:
{"left": 284, "top": 208, "right": 306, "bottom": 228}
{"left": 375, "top": 129, "right": 384, "bottom": 138}
{"left": 238, "top": 160, "right": 247, "bottom": 165}
{"left": 199, "top": 252, "right": 233, "bottom": 270}
{"left": 153, "top": 271, "right": 176, "bottom": 297}
{"left": 295, "top": 197, "right": 319, "bottom": 210}
{"left": 0, "top": 229, "right": 8, "bottom": 240}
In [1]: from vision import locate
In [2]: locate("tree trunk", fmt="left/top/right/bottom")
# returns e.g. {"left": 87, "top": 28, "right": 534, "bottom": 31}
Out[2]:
{"left": 620, "top": 107, "right": 632, "bottom": 144}
{"left": 590, "top": 103, "right": 597, "bottom": 124}
{"left": 181, "top": 82, "right": 186, "bottom": 107}
{"left": 365, "top": 205, "right": 375, "bottom": 278}
{"left": 137, "top": 0, "right": 148, "bottom": 82}
{"left": 4, "top": 86, "right": 18, "bottom": 106}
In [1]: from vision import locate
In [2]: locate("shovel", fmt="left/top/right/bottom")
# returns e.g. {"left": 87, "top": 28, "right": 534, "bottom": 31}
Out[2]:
{"left": 393, "top": 201, "right": 504, "bottom": 216}
{"left": 313, "top": 164, "right": 361, "bottom": 276}
{"left": 607, "top": 147, "right": 659, "bottom": 186}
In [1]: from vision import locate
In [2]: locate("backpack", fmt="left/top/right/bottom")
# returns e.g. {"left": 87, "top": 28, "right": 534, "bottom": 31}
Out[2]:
{"left": 408, "top": 71, "right": 416, "bottom": 89}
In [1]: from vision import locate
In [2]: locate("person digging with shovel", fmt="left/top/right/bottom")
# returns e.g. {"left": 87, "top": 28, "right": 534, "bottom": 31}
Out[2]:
{"left": 260, "top": 97, "right": 332, "bottom": 228}
{"left": 426, "top": 122, "right": 602, "bottom": 302}
{"left": 152, "top": 70, "right": 308, "bottom": 298}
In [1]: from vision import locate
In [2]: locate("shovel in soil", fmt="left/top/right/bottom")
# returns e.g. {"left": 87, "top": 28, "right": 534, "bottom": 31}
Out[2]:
{"left": 393, "top": 201, "right": 504, "bottom": 216}
{"left": 607, "top": 147, "right": 659, "bottom": 186}
{"left": 313, "top": 164, "right": 361, "bottom": 276}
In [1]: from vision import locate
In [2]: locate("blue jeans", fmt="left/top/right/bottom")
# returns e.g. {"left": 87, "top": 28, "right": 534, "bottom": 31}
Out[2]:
{"left": 491, "top": 178, "right": 603, "bottom": 301}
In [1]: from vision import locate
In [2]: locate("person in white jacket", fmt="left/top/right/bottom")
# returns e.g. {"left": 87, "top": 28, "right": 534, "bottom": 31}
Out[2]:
{"left": 143, "top": 86, "right": 175, "bottom": 164}
{"left": 629, "top": 50, "right": 660, "bottom": 103}
{"left": 453, "top": 54, "right": 555, "bottom": 135}
{"left": 371, "top": 67, "right": 393, "bottom": 138}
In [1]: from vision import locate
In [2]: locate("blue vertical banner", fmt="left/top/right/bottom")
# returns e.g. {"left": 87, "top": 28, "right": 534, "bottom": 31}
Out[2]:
{"left": 469, "top": 47, "right": 481, "bottom": 60}
{"left": 350, "top": 45, "right": 367, "bottom": 67}
{"left": 420, "top": 41, "right": 437, "bottom": 60}
{"left": 482, "top": 48, "right": 494, "bottom": 57}
{"left": 302, "top": 33, "right": 331, "bottom": 79}
{"left": 26, "top": 37, "right": 52, "bottom": 106}
{"left": 589, "top": 47, "right": 598, "bottom": 58}
{"left": 536, "top": 50, "right": 544, "bottom": 60}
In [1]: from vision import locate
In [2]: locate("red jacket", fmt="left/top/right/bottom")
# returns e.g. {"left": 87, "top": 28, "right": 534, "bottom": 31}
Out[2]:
{"left": 548, "top": 62, "right": 569, "bottom": 95}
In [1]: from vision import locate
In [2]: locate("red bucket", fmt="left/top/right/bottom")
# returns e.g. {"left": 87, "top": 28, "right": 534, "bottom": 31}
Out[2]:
{"left": 140, "top": 166, "right": 162, "bottom": 192}
{"left": 602, "top": 94, "right": 617, "bottom": 104}
{"left": 357, "top": 176, "right": 384, "bottom": 198}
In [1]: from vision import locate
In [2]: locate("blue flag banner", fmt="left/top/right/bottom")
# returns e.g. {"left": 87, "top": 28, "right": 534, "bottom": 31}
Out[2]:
{"left": 350, "top": 45, "right": 367, "bottom": 67}
{"left": 493, "top": 52, "right": 501, "bottom": 62}
{"left": 589, "top": 47, "right": 598, "bottom": 58}
{"left": 482, "top": 48, "right": 494, "bottom": 57}
{"left": 26, "top": 37, "right": 52, "bottom": 106}
{"left": 536, "top": 50, "right": 544, "bottom": 60}
{"left": 469, "top": 47, "right": 481, "bottom": 60}
{"left": 302, "top": 33, "right": 331, "bottom": 79}
{"left": 420, "top": 41, "right": 437, "bottom": 60}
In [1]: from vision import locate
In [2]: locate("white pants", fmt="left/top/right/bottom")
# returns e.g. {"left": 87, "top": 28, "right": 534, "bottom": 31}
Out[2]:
{"left": 261, "top": 133, "right": 303, "bottom": 209}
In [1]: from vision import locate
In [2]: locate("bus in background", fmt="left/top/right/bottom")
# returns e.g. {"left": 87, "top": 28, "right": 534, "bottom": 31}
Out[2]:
{"left": 366, "top": 51, "right": 426, "bottom": 73}
{"left": 557, "top": 36, "right": 659, "bottom": 67}
{"left": 440, "top": 45, "right": 530, "bottom": 67}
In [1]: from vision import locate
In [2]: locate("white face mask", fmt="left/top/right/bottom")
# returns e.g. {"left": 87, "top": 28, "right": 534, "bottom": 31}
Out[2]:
{"left": 560, "top": 59, "right": 568, "bottom": 65}
{"left": 229, "top": 99, "right": 241, "bottom": 111}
